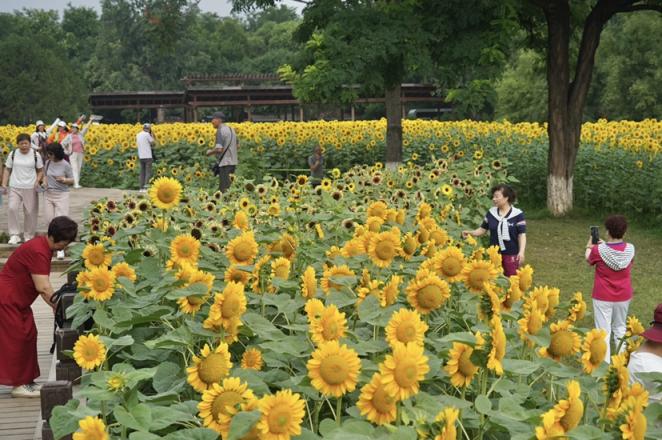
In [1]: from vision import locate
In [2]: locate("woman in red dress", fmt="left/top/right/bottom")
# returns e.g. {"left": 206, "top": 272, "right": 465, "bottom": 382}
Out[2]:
{"left": 0, "top": 216, "right": 77, "bottom": 397}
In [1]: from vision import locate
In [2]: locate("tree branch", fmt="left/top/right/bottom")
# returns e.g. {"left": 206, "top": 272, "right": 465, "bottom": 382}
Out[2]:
{"left": 615, "top": 4, "right": 662, "bottom": 13}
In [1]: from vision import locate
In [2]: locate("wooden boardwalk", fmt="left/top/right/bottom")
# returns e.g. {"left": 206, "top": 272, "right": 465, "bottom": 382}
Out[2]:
{"left": 0, "top": 274, "right": 66, "bottom": 440}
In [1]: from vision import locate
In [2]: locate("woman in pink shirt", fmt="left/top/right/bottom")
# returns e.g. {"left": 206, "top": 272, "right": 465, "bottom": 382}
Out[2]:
{"left": 62, "top": 118, "right": 93, "bottom": 189}
{"left": 585, "top": 214, "right": 635, "bottom": 362}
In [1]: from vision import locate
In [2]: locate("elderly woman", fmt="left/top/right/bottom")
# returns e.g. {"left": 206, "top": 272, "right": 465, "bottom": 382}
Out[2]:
{"left": 1, "top": 133, "right": 44, "bottom": 245}
{"left": 41, "top": 143, "right": 74, "bottom": 259}
{"left": 462, "top": 184, "right": 527, "bottom": 276}
{"left": 628, "top": 303, "right": 662, "bottom": 403}
{"left": 585, "top": 214, "right": 635, "bottom": 362}
{"left": 0, "top": 216, "right": 78, "bottom": 397}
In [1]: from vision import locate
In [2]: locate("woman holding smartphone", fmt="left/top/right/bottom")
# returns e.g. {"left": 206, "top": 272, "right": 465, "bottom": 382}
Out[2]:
{"left": 585, "top": 215, "right": 635, "bottom": 362}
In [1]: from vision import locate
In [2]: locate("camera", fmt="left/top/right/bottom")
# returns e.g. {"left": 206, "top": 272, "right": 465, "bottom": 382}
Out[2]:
{"left": 590, "top": 226, "right": 599, "bottom": 244}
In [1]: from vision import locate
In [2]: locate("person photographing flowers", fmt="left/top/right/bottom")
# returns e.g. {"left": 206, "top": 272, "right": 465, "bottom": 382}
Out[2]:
{"left": 462, "top": 184, "right": 526, "bottom": 276}
{"left": 585, "top": 215, "right": 634, "bottom": 362}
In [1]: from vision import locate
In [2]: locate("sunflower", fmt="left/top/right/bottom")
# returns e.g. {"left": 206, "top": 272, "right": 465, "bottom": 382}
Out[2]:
{"left": 149, "top": 177, "right": 181, "bottom": 209}
{"left": 382, "top": 275, "right": 402, "bottom": 307}
{"left": 224, "top": 265, "right": 251, "bottom": 285}
{"left": 72, "top": 416, "right": 108, "bottom": 440}
{"left": 433, "top": 407, "right": 459, "bottom": 440}
{"left": 620, "top": 405, "right": 647, "bottom": 440}
{"left": 226, "top": 231, "right": 259, "bottom": 265}
{"left": 401, "top": 232, "right": 418, "bottom": 259}
{"left": 187, "top": 343, "right": 233, "bottom": 393}
{"left": 357, "top": 373, "right": 398, "bottom": 425}
{"left": 379, "top": 343, "right": 429, "bottom": 400}
{"left": 256, "top": 389, "right": 305, "bottom": 440}
{"left": 366, "top": 216, "right": 384, "bottom": 232}
{"left": 320, "top": 264, "right": 356, "bottom": 294}
{"left": 462, "top": 260, "right": 499, "bottom": 293}
{"left": 310, "top": 305, "right": 347, "bottom": 345}
{"left": 367, "top": 201, "right": 389, "bottom": 219}
{"left": 487, "top": 315, "right": 506, "bottom": 376}
{"left": 405, "top": 269, "right": 450, "bottom": 314}
{"left": 270, "top": 257, "right": 291, "bottom": 280}
{"left": 518, "top": 301, "right": 546, "bottom": 347}
{"left": 444, "top": 342, "right": 478, "bottom": 388}
{"left": 177, "top": 291, "right": 209, "bottom": 315}
{"left": 626, "top": 316, "right": 645, "bottom": 337}
{"left": 486, "top": 245, "right": 502, "bottom": 272}
{"left": 424, "top": 246, "right": 465, "bottom": 282}
{"left": 111, "top": 262, "right": 136, "bottom": 282}
{"left": 566, "top": 291, "right": 586, "bottom": 322}
{"left": 84, "top": 267, "right": 116, "bottom": 301}
{"left": 539, "top": 320, "right": 581, "bottom": 361}
{"left": 307, "top": 341, "right": 361, "bottom": 397}
{"left": 503, "top": 275, "right": 522, "bottom": 309}
{"left": 241, "top": 348, "right": 264, "bottom": 371}
{"left": 233, "top": 210, "right": 250, "bottom": 230}
{"left": 170, "top": 234, "right": 200, "bottom": 265}
{"left": 535, "top": 381, "right": 584, "bottom": 439}
{"left": 106, "top": 372, "right": 126, "bottom": 391}
{"left": 268, "top": 203, "right": 281, "bottom": 217}
{"left": 517, "top": 265, "right": 534, "bottom": 291}
{"left": 82, "top": 243, "right": 111, "bottom": 269}
{"left": 367, "top": 228, "right": 402, "bottom": 268}
{"left": 429, "top": 228, "right": 449, "bottom": 247}
{"left": 207, "top": 282, "right": 247, "bottom": 328}
{"left": 577, "top": 328, "right": 607, "bottom": 374}
{"left": 300, "top": 266, "right": 317, "bottom": 299}
{"left": 305, "top": 298, "right": 325, "bottom": 324}
{"left": 296, "top": 174, "right": 308, "bottom": 185}
{"left": 198, "top": 377, "right": 257, "bottom": 437}
{"left": 385, "top": 308, "right": 428, "bottom": 349}
{"left": 545, "top": 287, "right": 560, "bottom": 319}
{"left": 73, "top": 334, "right": 107, "bottom": 370}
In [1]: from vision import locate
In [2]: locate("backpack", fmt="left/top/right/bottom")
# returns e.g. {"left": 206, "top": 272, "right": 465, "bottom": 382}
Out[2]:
{"left": 49, "top": 279, "right": 94, "bottom": 353}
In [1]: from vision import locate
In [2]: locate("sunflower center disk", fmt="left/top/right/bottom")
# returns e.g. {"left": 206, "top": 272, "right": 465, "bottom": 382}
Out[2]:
{"left": 89, "top": 252, "right": 104, "bottom": 265}
{"left": 417, "top": 285, "right": 442, "bottom": 309}
{"left": 396, "top": 323, "right": 417, "bottom": 343}
{"left": 267, "top": 404, "right": 290, "bottom": 433}
{"left": 212, "top": 391, "right": 243, "bottom": 421}
{"left": 322, "top": 321, "right": 340, "bottom": 340}
{"left": 469, "top": 269, "right": 489, "bottom": 290}
{"left": 372, "top": 385, "right": 395, "bottom": 413}
{"left": 198, "top": 353, "right": 229, "bottom": 384}
{"left": 93, "top": 278, "right": 108, "bottom": 291}
{"left": 394, "top": 361, "right": 418, "bottom": 387}
{"left": 187, "top": 295, "right": 206, "bottom": 306}
{"left": 157, "top": 188, "right": 176, "bottom": 203}
{"left": 319, "top": 354, "right": 349, "bottom": 385}
{"left": 83, "top": 345, "right": 99, "bottom": 360}
{"left": 441, "top": 258, "right": 461, "bottom": 276}
{"left": 274, "top": 267, "right": 289, "bottom": 279}
{"left": 234, "top": 244, "right": 253, "bottom": 262}
{"left": 549, "top": 331, "right": 574, "bottom": 357}
{"left": 375, "top": 241, "right": 396, "bottom": 261}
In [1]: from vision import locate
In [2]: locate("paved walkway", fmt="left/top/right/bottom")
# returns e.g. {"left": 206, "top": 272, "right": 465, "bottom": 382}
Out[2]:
{"left": 1, "top": 187, "right": 130, "bottom": 236}
{"left": 1, "top": 188, "right": 130, "bottom": 439}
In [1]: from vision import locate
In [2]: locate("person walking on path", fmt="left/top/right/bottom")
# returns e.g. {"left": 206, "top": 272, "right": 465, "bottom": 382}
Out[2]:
{"left": 308, "top": 144, "right": 324, "bottom": 187}
{"left": 586, "top": 214, "right": 635, "bottom": 362}
{"left": 40, "top": 143, "right": 74, "bottom": 259}
{"left": 206, "top": 111, "right": 238, "bottom": 193}
{"left": 31, "top": 119, "right": 58, "bottom": 161}
{"left": 136, "top": 123, "right": 157, "bottom": 192}
{"left": 1, "top": 133, "right": 44, "bottom": 245}
{"left": 628, "top": 303, "right": 662, "bottom": 403}
{"left": 61, "top": 117, "right": 93, "bottom": 189}
{"left": 462, "top": 184, "right": 527, "bottom": 276}
{"left": 0, "top": 216, "right": 78, "bottom": 397}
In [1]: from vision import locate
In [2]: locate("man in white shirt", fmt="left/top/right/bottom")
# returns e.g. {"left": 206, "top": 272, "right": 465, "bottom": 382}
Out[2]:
{"left": 1, "top": 133, "right": 44, "bottom": 244}
{"left": 136, "top": 124, "right": 156, "bottom": 192}
{"left": 628, "top": 303, "right": 662, "bottom": 403}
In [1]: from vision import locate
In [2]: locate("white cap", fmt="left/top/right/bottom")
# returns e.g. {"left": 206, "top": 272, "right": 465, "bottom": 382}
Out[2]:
{"left": 143, "top": 123, "right": 151, "bottom": 129}
{"left": 57, "top": 121, "right": 67, "bottom": 128}
{"left": 36, "top": 120, "right": 45, "bottom": 126}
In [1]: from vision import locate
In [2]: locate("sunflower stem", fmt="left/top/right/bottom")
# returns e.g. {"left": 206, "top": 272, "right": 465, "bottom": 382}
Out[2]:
{"left": 336, "top": 396, "right": 342, "bottom": 426}
{"left": 313, "top": 400, "right": 322, "bottom": 434}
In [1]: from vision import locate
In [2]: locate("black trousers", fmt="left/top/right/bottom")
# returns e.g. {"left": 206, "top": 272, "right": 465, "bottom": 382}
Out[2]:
{"left": 219, "top": 165, "right": 236, "bottom": 192}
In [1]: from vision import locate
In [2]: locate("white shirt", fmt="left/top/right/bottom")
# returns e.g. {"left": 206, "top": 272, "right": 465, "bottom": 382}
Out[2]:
{"left": 628, "top": 351, "right": 662, "bottom": 403}
{"left": 5, "top": 149, "right": 44, "bottom": 189}
{"left": 136, "top": 131, "right": 154, "bottom": 159}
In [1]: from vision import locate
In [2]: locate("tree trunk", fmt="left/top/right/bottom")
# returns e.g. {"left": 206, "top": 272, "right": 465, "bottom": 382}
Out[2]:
{"left": 384, "top": 84, "right": 402, "bottom": 169}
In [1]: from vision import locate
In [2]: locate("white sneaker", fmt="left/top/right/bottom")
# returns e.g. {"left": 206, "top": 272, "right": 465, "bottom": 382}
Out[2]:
{"left": 56, "top": 250, "right": 65, "bottom": 260}
{"left": 8, "top": 235, "right": 21, "bottom": 245}
{"left": 11, "top": 383, "right": 41, "bottom": 398}
{"left": 23, "top": 235, "right": 33, "bottom": 242}
{"left": 74, "top": 185, "right": 82, "bottom": 189}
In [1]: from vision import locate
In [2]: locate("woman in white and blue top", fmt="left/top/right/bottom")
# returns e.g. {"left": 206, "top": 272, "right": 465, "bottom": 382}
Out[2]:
{"left": 462, "top": 184, "right": 527, "bottom": 276}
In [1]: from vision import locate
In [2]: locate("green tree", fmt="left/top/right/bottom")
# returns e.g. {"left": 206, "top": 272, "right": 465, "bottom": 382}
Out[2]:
{"left": 495, "top": 49, "right": 547, "bottom": 122}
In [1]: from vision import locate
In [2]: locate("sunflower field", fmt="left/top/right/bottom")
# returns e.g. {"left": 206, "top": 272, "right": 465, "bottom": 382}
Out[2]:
{"left": 49, "top": 153, "right": 660, "bottom": 440}
{"left": 1, "top": 119, "right": 661, "bottom": 215}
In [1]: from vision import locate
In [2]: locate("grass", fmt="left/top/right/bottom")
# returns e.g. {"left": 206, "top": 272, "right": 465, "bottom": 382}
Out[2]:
{"left": 524, "top": 207, "right": 662, "bottom": 325}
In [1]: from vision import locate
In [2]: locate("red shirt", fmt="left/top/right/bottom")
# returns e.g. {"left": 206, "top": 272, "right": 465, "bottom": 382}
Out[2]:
{"left": 588, "top": 242, "right": 633, "bottom": 302}
{"left": 0, "top": 236, "right": 52, "bottom": 310}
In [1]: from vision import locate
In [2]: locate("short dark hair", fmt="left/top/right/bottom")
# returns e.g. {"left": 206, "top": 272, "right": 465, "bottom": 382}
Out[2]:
{"left": 16, "top": 133, "right": 30, "bottom": 143}
{"left": 490, "top": 184, "right": 517, "bottom": 203}
{"left": 46, "top": 143, "right": 66, "bottom": 160}
{"left": 48, "top": 216, "right": 78, "bottom": 243}
{"left": 605, "top": 215, "right": 628, "bottom": 239}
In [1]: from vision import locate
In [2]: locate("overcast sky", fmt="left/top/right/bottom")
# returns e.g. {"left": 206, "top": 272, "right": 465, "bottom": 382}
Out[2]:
{"left": 0, "top": 1, "right": 302, "bottom": 17}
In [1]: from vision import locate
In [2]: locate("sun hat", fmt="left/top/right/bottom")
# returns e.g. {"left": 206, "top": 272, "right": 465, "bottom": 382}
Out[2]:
{"left": 36, "top": 120, "right": 45, "bottom": 126}
{"left": 642, "top": 303, "right": 662, "bottom": 343}
{"left": 211, "top": 111, "right": 226, "bottom": 120}
{"left": 72, "top": 123, "right": 80, "bottom": 129}
{"left": 57, "top": 121, "right": 67, "bottom": 128}
{"left": 143, "top": 123, "right": 151, "bottom": 129}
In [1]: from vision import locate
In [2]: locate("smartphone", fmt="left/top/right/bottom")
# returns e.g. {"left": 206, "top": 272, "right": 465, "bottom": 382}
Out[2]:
{"left": 590, "top": 226, "right": 599, "bottom": 244}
